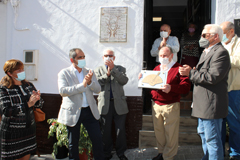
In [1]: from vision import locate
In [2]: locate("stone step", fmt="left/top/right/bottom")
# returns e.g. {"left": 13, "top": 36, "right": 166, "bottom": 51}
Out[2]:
{"left": 142, "top": 114, "right": 198, "bottom": 130}
{"left": 142, "top": 123, "right": 197, "bottom": 132}
{"left": 139, "top": 130, "right": 201, "bottom": 149}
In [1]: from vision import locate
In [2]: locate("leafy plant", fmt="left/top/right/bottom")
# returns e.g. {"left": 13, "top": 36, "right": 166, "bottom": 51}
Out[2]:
{"left": 47, "top": 119, "right": 92, "bottom": 159}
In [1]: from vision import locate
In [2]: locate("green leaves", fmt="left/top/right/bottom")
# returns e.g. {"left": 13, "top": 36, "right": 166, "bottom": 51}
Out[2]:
{"left": 47, "top": 118, "right": 92, "bottom": 159}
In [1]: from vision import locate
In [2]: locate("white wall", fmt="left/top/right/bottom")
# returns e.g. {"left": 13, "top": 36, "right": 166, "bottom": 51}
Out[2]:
{"left": 2, "top": 0, "right": 144, "bottom": 96}
{"left": 212, "top": 0, "right": 240, "bottom": 24}
{"left": 0, "top": 3, "right": 7, "bottom": 79}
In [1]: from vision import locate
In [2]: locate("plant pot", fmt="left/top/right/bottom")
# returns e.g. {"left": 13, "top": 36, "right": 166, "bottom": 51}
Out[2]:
{"left": 55, "top": 145, "right": 69, "bottom": 159}
{"left": 79, "top": 148, "right": 93, "bottom": 160}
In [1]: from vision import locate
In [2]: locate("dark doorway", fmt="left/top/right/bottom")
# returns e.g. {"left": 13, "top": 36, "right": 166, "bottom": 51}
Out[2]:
{"left": 142, "top": 0, "right": 211, "bottom": 114}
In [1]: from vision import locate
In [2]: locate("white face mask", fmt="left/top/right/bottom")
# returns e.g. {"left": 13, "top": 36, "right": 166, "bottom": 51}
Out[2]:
{"left": 160, "top": 31, "right": 169, "bottom": 38}
{"left": 159, "top": 57, "right": 170, "bottom": 65}
{"left": 104, "top": 56, "right": 114, "bottom": 64}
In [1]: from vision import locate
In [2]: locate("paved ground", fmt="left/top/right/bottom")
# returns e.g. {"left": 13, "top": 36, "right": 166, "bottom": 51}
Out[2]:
{"left": 30, "top": 144, "right": 230, "bottom": 160}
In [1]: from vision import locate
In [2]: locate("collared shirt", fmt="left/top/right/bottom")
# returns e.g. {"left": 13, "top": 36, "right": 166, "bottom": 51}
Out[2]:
{"left": 160, "top": 59, "right": 176, "bottom": 72}
{"left": 72, "top": 65, "right": 89, "bottom": 107}
{"left": 150, "top": 36, "right": 180, "bottom": 62}
{"left": 204, "top": 43, "right": 218, "bottom": 56}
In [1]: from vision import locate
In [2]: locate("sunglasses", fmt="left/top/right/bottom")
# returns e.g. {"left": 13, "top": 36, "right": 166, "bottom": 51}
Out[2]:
{"left": 104, "top": 55, "right": 114, "bottom": 57}
{"left": 201, "top": 33, "right": 215, "bottom": 38}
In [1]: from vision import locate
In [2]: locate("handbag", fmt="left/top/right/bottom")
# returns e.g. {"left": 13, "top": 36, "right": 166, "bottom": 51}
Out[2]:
{"left": 34, "top": 108, "right": 45, "bottom": 122}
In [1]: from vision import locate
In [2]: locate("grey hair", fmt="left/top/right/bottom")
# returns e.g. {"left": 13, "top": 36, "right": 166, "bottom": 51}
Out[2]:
{"left": 69, "top": 48, "right": 82, "bottom": 59}
{"left": 160, "top": 46, "right": 173, "bottom": 54}
{"left": 103, "top": 49, "right": 115, "bottom": 56}
{"left": 204, "top": 24, "right": 223, "bottom": 41}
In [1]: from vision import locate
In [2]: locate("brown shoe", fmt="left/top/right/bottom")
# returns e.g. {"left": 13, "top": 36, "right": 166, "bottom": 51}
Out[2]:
{"left": 152, "top": 153, "right": 163, "bottom": 160}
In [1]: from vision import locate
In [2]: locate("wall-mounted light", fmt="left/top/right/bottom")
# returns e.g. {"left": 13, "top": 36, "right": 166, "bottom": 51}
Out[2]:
{"left": 153, "top": 17, "right": 162, "bottom": 22}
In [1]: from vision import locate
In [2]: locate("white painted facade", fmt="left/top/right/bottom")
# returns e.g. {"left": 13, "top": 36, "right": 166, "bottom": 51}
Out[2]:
{"left": 1, "top": 0, "right": 240, "bottom": 96}
{"left": 211, "top": 0, "right": 240, "bottom": 24}
{"left": 0, "top": 0, "right": 144, "bottom": 96}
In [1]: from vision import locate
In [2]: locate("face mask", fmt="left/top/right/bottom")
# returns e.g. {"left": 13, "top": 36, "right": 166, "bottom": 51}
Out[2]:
{"left": 77, "top": 59, "right": 86, "bottom": 68}
{"left": 104, "top": 56, "right": 114, "bottom": 64}
{"left": 199, "top": 37, "right": 210, "bottom": 48}
{"left": 188, "top": 28, "right": 195, "bottom": 33}
{"left": 160, "top": 31, "right": 169, "bottom": 38}
{"left": 222, "top": 34, "right": 229, "bottom": 43}
{"left": 159, "top": 57, "right": 170, "bottom": 65}
{"left": 15, "top": 71, "right": 26, "bottom": 81}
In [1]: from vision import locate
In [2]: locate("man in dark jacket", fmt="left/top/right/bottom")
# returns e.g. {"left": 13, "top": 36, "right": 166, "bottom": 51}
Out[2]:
{"left": 179, "top": 24, "right": 231, "bottom": 160}
{"left": 95, "top": 49, "right": 129, "bottom": 160}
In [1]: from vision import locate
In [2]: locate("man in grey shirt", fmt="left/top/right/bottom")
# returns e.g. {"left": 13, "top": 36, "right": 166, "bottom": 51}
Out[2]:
{"left": 151, "top": 24, "right": 180, "bottom": 64}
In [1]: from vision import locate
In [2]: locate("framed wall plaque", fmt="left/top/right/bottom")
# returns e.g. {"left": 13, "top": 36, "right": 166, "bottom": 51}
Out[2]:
{"left": 138, "top": 70, "right": 168, "bottom": 89}
{"left": 100, "top": 6, "right": 128, "bottom": 42}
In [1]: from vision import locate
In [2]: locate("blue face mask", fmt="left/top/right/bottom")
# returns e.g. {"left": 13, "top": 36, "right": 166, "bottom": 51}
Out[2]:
{"left": 77, "top": 59, "right": 86, "bottom": 68}
{"left": 222, "top": 34, "right": 229, "bottom": 43}
{"left": 16, "top": 71, "right": 26, "bottom": 81}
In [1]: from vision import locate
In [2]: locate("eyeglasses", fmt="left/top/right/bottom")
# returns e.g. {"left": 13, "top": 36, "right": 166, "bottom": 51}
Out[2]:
{"left": 201, "top": 33, "right": 215, "bottom": 38}
{"left": 103, "top": 55, "right": 114, "bottom": 57}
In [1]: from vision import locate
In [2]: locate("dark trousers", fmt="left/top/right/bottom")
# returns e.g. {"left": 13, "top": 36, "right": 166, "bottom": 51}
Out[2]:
{"left": 67, "top": 107, "right": 104, "bottom": 160}
{"left": 100, "top": 100, "right": 127, "bottom": 158}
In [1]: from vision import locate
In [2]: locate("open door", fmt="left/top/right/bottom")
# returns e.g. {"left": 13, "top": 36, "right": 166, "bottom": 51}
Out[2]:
{"left": 142, "top": 0, "right": 211, "bottom": 114}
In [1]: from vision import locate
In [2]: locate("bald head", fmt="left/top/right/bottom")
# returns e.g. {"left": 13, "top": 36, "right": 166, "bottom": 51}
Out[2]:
{"left": 220, "top": 21, "right": 234, "bottom": 31}
{"left": 220, "top": 21, "right": 235, "bottom": 44}
{"left": 159, "top": 46, "right": 173, "bottom": 63}
{"left": 160, "top": 24, "right": 171, "bottom": 38}
{"left": 160, "top": 24, "right": 171, "bottom": 30}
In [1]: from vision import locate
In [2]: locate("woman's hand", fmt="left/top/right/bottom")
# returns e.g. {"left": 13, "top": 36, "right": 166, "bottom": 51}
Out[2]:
{"left": 27, "top": 90, "right": 41, "bottom": 108}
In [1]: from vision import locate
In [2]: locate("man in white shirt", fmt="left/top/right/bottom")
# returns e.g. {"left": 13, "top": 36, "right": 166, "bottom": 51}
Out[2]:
{"left": 150, "top": 24, "right": 180, "bottom": 65}
{"left": 57, "top": 48, "right": 104, "bottom": 160}
{"left": 220, "top": 21, "right": 240, "bottom": 160}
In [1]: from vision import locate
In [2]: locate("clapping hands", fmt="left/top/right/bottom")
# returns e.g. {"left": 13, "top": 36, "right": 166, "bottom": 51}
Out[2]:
{"left": 83, "top": 70, "right": 93, "bottom": 87}
{"left": 28, "top": 90, "right": 41, "bottom": 107}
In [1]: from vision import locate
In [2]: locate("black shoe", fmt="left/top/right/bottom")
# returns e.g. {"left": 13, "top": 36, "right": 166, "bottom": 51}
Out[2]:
{"left": 105, "top": 155, "right": 113, "bottom": 160}
{"left": 152, "top": 153, "right": 163, "bottom": 160}
{"left": 118, "top": 154, "right": 128, "bottom": 160}
{"left": 230, "top": 157, "right": 239, "bottom": 160}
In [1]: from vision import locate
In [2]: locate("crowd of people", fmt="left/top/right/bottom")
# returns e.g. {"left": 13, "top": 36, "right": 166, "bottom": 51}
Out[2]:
{"left": 0, "top": 21, "right": 239, "bottom": 160}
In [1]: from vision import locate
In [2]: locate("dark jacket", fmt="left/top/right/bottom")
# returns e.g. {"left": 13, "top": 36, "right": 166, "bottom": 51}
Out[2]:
{"left": 190, "top": 43, "right": 231, "bottom": 119}
{"left": 94, "top": 65, "right": 129, "bottom": 115}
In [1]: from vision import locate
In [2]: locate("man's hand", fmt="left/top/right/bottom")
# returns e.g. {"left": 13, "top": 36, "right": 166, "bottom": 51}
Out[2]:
{"left": 84, "top": 70, "right": 93, "bottom": 86}
{"left": 138, "top": 73, "right": 142, "bottom": 80}
{"left": 160, "top": 84, "right": 171, "bottom": 93}
{"left": 179, "top": 65, "right": 192, "bottom": 77}
{"left": 107, "top": 67, "right": 111, "bottom": 77}
{"left": 105, "top": 59, "right": 114, "bottom": 70}
{"left": 161, "top": 38, "right": 167, "bottom": 47}
{"left": 158, "top": 38, "right": 167, "bottom": 50}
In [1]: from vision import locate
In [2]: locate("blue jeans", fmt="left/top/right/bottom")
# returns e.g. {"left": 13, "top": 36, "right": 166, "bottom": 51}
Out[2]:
{"left": 227, "top": 90, "right": 240, "bottom": 159}
{"left": 198, "top": 118, "right": 224, "bottom": 160}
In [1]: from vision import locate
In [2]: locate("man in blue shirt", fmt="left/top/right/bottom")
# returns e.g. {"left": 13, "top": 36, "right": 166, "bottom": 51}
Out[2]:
{"left": 151, "top": 24, "right": 180, "bottom": 65}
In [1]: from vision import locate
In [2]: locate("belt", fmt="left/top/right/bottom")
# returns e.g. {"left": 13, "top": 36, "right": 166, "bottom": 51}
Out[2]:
{"left": 110, "top": 98, "right": 114, "bottom": 101}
